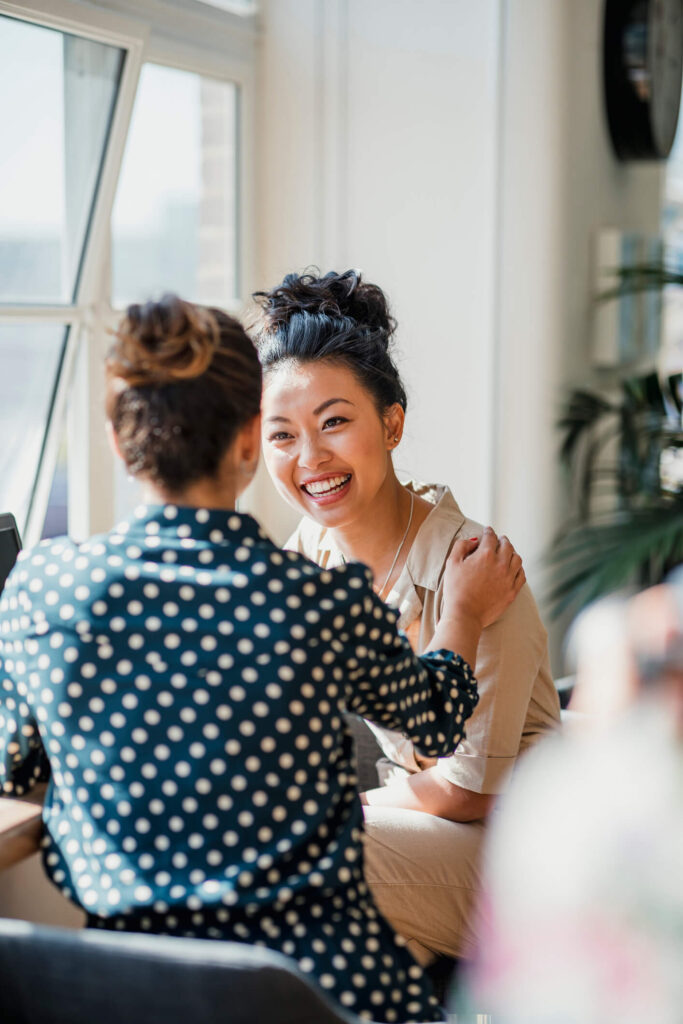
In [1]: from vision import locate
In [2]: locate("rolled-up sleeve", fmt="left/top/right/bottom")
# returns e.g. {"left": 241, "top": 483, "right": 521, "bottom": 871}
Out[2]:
{"left": 434, "top": 584, "right": 552, "bottom": 794}
{"left": 336, "top": 564, "right": 479, "bottom": 758}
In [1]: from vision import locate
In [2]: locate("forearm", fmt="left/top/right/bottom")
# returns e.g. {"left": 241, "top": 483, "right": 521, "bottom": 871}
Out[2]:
{"left": 426, "top": 610, "right": 482, "bottom": 670}
{"left": 361, "top": 766, "right": 495, "bottom": 822}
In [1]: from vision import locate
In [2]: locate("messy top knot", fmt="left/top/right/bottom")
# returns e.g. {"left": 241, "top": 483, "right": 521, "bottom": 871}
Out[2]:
{"left": 106, "top": 295, "right": 261, "bottom": 493}
{"left": 255, "top": 269, "right": 396, "bottom": 339}
{"left": 252, "top": 269, "right": 407, "bottom": 412}
{"left": 110, "top": 296, "right": 220, "bottom": 386}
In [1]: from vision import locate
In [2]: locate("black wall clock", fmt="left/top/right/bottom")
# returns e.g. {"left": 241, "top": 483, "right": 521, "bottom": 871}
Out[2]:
{"left": 604, "top": 0, "right": 683, "bottom": 160}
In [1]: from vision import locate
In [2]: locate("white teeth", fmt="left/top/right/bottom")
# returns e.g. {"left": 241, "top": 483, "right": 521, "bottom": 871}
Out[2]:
{"left": 304, "top": 474, "right": 351, "bottom": 496}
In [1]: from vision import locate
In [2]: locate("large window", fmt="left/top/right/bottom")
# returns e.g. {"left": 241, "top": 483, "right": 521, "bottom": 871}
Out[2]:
{"left": 0, "top": 14, "right": 124, "bottom": 542}
{"left": 0, "top": 0, "right": 254, "bottom": 544}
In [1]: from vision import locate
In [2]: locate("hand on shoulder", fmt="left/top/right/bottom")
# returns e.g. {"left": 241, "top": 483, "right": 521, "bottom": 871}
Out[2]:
{"left": 442, "top": 527, "right": 525, "bottom": 631}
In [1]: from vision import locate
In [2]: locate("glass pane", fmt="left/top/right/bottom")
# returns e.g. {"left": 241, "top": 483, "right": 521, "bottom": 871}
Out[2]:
{"left": 112, "top": 64, "right": 238, "bottom": 306}
{"left": 0, "top": 325, "right": 68, "bottom": 533}
{"left": 0, "top": 16, "right": 123, "bottom": 304}
{"left": 41, "top": 430, "right": 68, "bottom": 540}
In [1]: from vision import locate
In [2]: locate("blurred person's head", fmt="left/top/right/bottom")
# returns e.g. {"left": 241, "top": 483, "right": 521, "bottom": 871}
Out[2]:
{"left": 253, "top": 269, "right": 408, "bottom": 527}
{"left": 569, "top": 577, "right": 683, "bottom": 737}
{"left": 106, "top": 295, "right": 262, "bottom": 504}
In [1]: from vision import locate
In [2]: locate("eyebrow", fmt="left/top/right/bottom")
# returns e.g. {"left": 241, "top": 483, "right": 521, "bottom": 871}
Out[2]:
{"left": 265, "top": 398, "right": 355, "bottom": 423}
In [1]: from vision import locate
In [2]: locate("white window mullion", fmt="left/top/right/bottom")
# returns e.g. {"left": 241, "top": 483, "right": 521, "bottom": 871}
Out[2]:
{"left": 0, "top": 307, "right": 82, "bottom": 324}
{"left": 65, "top": 24, "right": 145, "bottom": 542}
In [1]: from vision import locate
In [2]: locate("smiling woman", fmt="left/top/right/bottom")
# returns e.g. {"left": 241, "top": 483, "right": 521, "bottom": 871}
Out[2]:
{"left": 253, "top": 269, "right": 560, "bottom": 965}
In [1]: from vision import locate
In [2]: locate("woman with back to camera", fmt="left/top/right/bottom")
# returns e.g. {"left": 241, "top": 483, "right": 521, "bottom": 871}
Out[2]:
{"left": 0, "top": 295, "right": 524, "bottom": 1023}
{"left": 253, "top": 269, "right": 561, "bottom": 966}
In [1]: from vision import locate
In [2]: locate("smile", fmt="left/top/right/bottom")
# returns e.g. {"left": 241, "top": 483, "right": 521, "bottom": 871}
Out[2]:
{"left": 301, "top": 474, "right": 352, "bottom": 496}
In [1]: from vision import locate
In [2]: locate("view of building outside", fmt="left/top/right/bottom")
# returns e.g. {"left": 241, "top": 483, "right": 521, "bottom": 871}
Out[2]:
{"left": 659, "top": 108, "right": 683, "bottom": 492}
{"left": 662, "top": 105, "right": 683, "bottom": 376}
{"left": 111, "top": 63, "right": 238, "bottom": 309}
{"left": 110, "top": 62, "right": 239, "bottom": 526}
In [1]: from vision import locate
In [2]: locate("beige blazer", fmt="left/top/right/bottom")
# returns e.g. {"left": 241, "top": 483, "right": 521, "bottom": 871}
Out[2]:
{"left": 287, "top": 481, "right": 561, "bottom": 795}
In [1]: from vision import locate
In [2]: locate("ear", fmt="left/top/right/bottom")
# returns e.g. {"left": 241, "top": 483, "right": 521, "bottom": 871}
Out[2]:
{"left": 105, "top": 419, "right": 124, "bottom": 463}
{"left": 383, "top": 403, "right": 405, "bottom": 451}
{"left": 234, "top": 414, "right": 262, "bottom": 486}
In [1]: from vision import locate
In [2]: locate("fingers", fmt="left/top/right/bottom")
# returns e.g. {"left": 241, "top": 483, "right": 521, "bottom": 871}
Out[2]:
{"left": 479, "top": 526, "right": 498, "bottom": 551}
{"left": 450, "top": 537, "right": 479, "bottom": 562}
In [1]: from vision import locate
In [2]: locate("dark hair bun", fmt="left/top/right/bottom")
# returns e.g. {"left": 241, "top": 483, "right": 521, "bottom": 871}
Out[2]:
{"left": 254, "top": 269, "right": 396, "bottom": 344}
{"left": 111, "top": 294, "right": 219, "bottom": 386}
{"left": 253, "top": 269, "right": 407, "bottom": 413}
{"left": 106, "top": 295, "right": 262, "bottom": 493}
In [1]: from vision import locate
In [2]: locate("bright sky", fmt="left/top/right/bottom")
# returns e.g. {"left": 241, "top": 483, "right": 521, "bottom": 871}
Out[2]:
{"left": 0, "top": 15, "right": 206, "bottom": 236}
{"left": 0, "top": 17, "right": 65, "bottom": 231}
{"left": 112, "top": 63, "right": 201, "bottom": 232}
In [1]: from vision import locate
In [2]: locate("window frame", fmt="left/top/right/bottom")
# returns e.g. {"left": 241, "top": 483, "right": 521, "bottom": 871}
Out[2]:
{"left": 0, "top": 0, "right": 257, "bottom": 547}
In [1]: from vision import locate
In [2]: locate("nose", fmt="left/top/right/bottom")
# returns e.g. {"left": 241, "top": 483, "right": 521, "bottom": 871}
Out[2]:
{"left": 297, "top": 432, "right": 332, "bottom": 471}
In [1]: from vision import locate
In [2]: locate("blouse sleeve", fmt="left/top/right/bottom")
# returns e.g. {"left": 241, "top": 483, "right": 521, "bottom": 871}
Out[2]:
{"left": 335, "top": 564, "right": 479, "bottom": 758}
{"left": 0, "top": 573, "right": 50, "bottom": 796}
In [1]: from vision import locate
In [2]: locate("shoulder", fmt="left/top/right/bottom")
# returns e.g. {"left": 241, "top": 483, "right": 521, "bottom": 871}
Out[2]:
{"left": 485, "top": 581, "right": 549, "bottom": 652}
{"left": 10, "top": 533, "right": 80, "bottom": 585}
{"left": 7, "top": 528, "right": 122, "bottom": 597}
{"left": 279, "top": 547, "right": 372, "bottom": 592}
{"left": 258, "top": 538, "right": 372, "bottom": 592}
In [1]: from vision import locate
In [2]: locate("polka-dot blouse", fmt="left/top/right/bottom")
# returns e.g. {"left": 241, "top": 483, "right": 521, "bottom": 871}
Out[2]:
{"left": 0, "top": 505, "right": 478, "bottom": 1023}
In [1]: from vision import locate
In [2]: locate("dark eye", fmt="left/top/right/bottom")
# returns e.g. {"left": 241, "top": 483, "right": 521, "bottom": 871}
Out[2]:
{"left": 269, "top": 431, "right": 293, "bottom": 442}
{"left": 322, "top": 416, "right": 348, "bottom": 429}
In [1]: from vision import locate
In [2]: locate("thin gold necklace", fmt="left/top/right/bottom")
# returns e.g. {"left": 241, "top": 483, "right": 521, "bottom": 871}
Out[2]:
{"left": 373, "top": 490, "right": 415, "bottom": 599}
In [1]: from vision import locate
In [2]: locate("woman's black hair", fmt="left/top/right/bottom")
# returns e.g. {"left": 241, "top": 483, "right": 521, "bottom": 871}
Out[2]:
{"left": 252, "top": 269, "right": 407, "bottom": 412}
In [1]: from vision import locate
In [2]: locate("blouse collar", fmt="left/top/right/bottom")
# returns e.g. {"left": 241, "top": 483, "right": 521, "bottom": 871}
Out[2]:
{"left": 115, "top": 504, "right": 267, "bottom": 545}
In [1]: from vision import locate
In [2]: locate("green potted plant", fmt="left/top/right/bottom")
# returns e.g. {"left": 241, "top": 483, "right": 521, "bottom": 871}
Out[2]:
{"left": 548, "top": 264, "right": 683, "bottom": 618}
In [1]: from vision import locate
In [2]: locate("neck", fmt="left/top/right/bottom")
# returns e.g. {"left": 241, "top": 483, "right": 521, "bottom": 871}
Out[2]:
{"left": 141, "top": 476, "right": 240, "bottom": 511}
{"left": 328, "top": 470, "right": 413, "bottom": 580}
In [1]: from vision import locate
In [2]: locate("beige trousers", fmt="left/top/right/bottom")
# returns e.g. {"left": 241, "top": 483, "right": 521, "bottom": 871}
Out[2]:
{"left": 362, "top": 805, "right": 486, "bottom": 966}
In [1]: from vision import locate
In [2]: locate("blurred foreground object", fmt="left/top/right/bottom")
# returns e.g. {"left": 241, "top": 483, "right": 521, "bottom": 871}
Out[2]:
{"left": 466, "top": 578, "right": 683, "bottom": 1023}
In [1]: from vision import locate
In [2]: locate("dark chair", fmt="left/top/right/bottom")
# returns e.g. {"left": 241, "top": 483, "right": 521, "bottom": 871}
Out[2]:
{"left": 0, "top": 917, "right": 363, "bottom": 1024}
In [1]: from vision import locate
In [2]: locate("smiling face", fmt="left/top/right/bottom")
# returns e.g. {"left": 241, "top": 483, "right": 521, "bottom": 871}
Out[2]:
{"left": 261, "top": 359, "right": 403, "bottom": 529}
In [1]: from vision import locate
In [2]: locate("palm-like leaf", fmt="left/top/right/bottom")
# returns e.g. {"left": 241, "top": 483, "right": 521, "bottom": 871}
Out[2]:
{"left": 547, "top": 500, "right": 683, "bottom": 617}
{"left": 558, "top": 389, "right": 615, "bottom": 466}
{"left": 549, "top": 365, "right": 683, "bottom": 617}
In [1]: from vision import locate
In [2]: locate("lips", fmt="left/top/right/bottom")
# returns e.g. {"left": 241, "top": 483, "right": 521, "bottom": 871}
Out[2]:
{"left": 301, "top": 474, "right": 352, "bottom": 497}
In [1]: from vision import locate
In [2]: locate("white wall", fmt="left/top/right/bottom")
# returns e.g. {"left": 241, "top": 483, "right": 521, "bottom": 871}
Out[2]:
{"left": 252, "top": 0, "right": 502, "bottom": 541}
{"left": 493, "top": 0, "right": 663, "bottom": 663}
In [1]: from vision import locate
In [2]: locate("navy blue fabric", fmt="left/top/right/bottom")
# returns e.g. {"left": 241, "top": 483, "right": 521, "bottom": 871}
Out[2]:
{"left": 0, "top": 504, "right": 478, "bottom": 1022}
{"left": 0, "top": 918, "right": 362, "bottom": 1024}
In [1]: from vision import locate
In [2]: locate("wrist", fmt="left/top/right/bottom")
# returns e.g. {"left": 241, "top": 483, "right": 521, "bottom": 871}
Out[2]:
{"left": 440, "top": 605, "right": 484, "bottom": 636}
